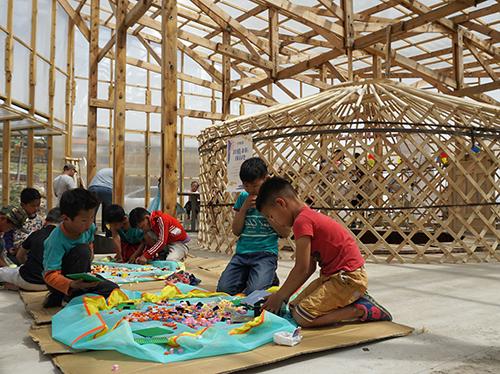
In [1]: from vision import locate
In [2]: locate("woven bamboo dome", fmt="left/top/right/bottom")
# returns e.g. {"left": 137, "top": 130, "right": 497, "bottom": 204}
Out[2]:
{"left": 198, "top": 79, "right": 500, "bottom": 264}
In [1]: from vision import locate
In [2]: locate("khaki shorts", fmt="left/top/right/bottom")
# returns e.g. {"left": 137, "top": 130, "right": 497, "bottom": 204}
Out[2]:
{"left": 290, "top": 267, "right": 367, "bottom": 322}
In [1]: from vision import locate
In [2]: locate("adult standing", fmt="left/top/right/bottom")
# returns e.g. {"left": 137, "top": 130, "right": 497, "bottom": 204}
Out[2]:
{"left": 88, "top": 168, "right": 113, "bottom": 235}
{"left": 53, "top": 164, "right": 77, "bottom": 205}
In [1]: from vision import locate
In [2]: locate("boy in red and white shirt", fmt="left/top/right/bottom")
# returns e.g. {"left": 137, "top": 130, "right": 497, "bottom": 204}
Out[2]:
{"left": 256, "top": 177, "right": 392, "bottom": 328}
{"left": 129, "top": 208, "right": 189, "bottom": 264}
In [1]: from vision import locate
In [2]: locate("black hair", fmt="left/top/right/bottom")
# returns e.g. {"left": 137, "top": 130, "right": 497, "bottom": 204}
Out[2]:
{"left": 20, "top": 188, "right": 41, "bottom": 204}
{"left": 129, "top": 207, "right": 150, "bottom": 228}
{"left": 256, "top": 176, "right": 297, "bottom": 211}
{"left": 59, "top": 188, "right": 99, "bottom": 219}
{"left": 104, "top": 204, "right": 126, "bottom": 224}
{"left": 239, "top": 157, "right": 268, "bottom": 183}
{"left": 45, "top": 208, "right": 63, "bottom": 224}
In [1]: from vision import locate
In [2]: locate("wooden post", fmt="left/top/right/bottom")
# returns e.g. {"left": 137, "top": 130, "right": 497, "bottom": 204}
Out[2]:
{"left": 26, "top": 0, "right": 37, "bottom": 188}
{"left": 2, "top": 0, "right": 14, "bottom": 205}
{"left": 373, "top": 54, "right": 382, "bottom": 79}
{"left": 47, "top": 0, "right": 57, "bottom": 209}
{"left": 87, "top": 0, "right": 100, "bottom": 185}
{"left": 145, "top": 51, "right": 151, "bottom": 208}
{"left": 385, "top": 25, "right": 392, "bottom": 78}
{"left": 179, "top": 52, "right": 185, "bottom": 206}
{"left": 222, "top": 30, "right": 231, "bottom": 119}
{"left": 47, "top": 136, "right": 54, "bottom": 208}
{"left": 160, "top": 0, "right": 178, "bottom": 215}
{"left": 453, "top": 26, "right": 464, "bottom": 90}
{"left": 342, "top": 0, "right": 354, "bottom": 81}
{"left": 269, "top": 8, "right": 279, "bottom": 79}
{"left": 113, "top": 0, "right": 127, "bottom": 206}
{"left": 65, "top": 19, "right": 75, "bottom": 158}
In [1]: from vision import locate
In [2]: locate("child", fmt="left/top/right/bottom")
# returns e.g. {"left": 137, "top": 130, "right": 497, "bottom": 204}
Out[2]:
{"left": 3, "top": 188, "right": 44, "bottom": 264}
{"left": 43, "top": 188, "right": 118, "bottom": 308}
{"left": 103, "top": 204, "right": 145, "bottom": 263}
{"left": 0, "top": 208, "right": 62, "bottom": 291}
{"left": 256, "top": 177, "right": 392, "bottom": 327}
{"left": 0, "top": 206, "right": 28, "bottom": 267}
{"left": 129, "top": 207, "right": 189, "bottom": 264}
{"left": 216, "top": 157, "right": 289, "bottom": 296}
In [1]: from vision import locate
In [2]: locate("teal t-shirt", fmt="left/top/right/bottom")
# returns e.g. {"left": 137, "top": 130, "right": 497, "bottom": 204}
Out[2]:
{"left": 43, "top": 224, "right": 96, "bottom": 272}
{"left": 234, "top": 191, "right": 278, "bottom": 255}
{"left": 118, "top": 227, "right": 144, "bottom": 244}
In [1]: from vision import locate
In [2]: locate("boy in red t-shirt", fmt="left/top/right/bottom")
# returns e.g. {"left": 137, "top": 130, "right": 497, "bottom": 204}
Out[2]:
{"left": 129, "top": 208, "right": 189, "bottom": 264}
{"left": 256, "top": 177, "right": 391, "bottom": 328}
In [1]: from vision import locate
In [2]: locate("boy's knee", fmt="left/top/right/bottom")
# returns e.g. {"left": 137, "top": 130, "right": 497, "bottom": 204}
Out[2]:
{"left": 291, "top": 307, "right": 314, "bottom": 328}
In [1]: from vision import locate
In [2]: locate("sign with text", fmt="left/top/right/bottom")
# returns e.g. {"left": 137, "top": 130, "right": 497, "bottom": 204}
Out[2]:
{"left": 226, "top": 135, "right": 253, "bottom": 192}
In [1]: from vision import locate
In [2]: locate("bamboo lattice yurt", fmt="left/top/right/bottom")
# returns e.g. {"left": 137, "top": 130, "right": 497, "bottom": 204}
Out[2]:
{"left": 198, "top": 80, "right": 500, "bottom": 264}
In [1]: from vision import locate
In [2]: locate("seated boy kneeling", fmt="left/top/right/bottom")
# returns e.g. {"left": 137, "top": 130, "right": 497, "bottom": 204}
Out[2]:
{"left": 129, "top": 208, "right": 189, "bottom": 264}
{"left": 43, "top": 188, "right": 119, "bottom": 308}
{"left": 257, "top": 177, "right": 391, "bottom": 327}
{"left": 104, "top": 204, "right": 145, "bottom": 263}
{"left": 217, "top": 158, "right": 289, "bottom": 296}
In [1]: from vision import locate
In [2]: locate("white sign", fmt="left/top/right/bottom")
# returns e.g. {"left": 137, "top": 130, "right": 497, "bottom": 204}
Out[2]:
{"left": 226, "top": 135, "right": 253, "bottom": 192}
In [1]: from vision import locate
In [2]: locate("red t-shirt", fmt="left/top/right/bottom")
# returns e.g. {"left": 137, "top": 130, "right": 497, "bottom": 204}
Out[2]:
{"left": 293, "top": 206, "right": 364, "bottom": 276}
{"left": 143, "top": 211, "right": 188, "bottom": 259}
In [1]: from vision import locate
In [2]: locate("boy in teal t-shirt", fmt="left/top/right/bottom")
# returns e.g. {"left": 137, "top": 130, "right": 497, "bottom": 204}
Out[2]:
{"left": 43, "top": 188, "right": 118, "bottom": 308}
{"left": 217, "top": 158, "right": 290, "bottom": 295}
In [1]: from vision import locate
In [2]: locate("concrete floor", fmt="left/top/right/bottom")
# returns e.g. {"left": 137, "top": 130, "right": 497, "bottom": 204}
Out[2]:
{"left": 1, "top": 256, "right": 499, "bottom": 374}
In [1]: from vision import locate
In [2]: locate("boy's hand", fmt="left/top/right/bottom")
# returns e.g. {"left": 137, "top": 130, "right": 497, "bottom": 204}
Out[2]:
{"left": 241, "top": 195, "right": 257, "bottom": 211}
{"left": 135, "top": 255, "right": 148, "bottom": 265}
{"left": 262, "top": 293, "right": 285, "bottom": 314}
{"left": 70, "top": 279, "right": 100, "bottom": 290}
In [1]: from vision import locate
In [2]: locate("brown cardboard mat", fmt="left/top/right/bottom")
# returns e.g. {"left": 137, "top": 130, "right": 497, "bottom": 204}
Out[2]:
{"left": 20, "top": 290, "right": 59, "bottom": 325}
{"left": 50, "top": 321, "right": 413, "bottom": 373}
{"left": 30, "top": 324, "right": 83, "bottom": 355}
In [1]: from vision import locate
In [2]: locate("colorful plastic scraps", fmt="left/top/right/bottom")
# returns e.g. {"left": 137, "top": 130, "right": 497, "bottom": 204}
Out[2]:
{"left": 52, "top": 284, "right": 296, "bottom": 363}
{"left": 91, "top": 260, "right": 183, "bottom": 284}
{"left": 164, "top": 270, "right": 201, "bottom": 286}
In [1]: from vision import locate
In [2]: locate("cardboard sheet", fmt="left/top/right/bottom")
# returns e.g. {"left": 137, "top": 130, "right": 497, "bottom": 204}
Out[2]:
{"left": 30, "top": 325, "right": 83, "bottom": 355}
{"left": 20, "top": 291, "right": 59, "bottom": 325}
{"left": 51, "top": 321, "right": 413, "bottom": 373}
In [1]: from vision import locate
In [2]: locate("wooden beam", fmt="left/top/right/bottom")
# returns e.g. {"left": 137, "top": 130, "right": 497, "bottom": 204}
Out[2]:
{"left": 191, "top": 0, "right": 270, "bottom": 55}
{"left": 87, "top": 0, "right": 99, "bottom": 186}
{"left": 177, "top": 41, "right": 222, "bottom": 83}
{"left": 230, "top": 49, "right": 342, "bottom": 100}
{"left": 222, "top": 30, "right": 231, "bottom": 119}
{"left": 452, "top": 26, "right": 464, "bottom": 90}
{"left": 465, "top": 40, "right": 499, "bottom": 81}
{"left": 97, "top": 0, "right": 154, "bottom": 62}
{"left": 450, "top": 80, "right": 500, "bottom": 97}
{"left": 398, "top": 0, "right": 498, "bottom": 59}
{"left": 161, "top": 0, "right": 178, "bottom": 214}
{"left": 353, "top": 0, "right": 484, "bottom": 51}
{"left": 113, "top": 0, "right": 127, "bottom": 206}
{"left": 57, "top": 0, "right": 90, "bottom": 41}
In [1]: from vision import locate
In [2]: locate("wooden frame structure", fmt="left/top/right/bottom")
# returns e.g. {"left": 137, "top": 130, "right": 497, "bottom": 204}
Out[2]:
{"left": 1, "top": 0, "right": 499, "bottom": 215}
{"left": 198, "top": 80, "right": 500, "bottom": 263}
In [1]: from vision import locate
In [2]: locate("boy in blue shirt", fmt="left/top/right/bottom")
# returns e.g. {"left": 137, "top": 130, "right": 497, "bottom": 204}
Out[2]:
{"left": 43, "top": 188, "right": 118, "bottom": 308}
{"left": 217, "top": 158, "right": 289, "bottom": 295}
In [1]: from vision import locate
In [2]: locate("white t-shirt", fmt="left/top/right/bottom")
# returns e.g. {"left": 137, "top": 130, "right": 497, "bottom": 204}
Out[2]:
{"left": 53, "top": 174, "right": 77, "bottom": 203}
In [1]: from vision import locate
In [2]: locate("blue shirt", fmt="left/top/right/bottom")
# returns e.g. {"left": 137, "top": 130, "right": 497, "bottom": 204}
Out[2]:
{"left": 234, "top": 191, "right": 278, "bottom": 255}
{"left": 43, "top": 224, "right": 96, "bottom": 272}
{"left": 89, "top": 168, "right": 113, "bottom": 189}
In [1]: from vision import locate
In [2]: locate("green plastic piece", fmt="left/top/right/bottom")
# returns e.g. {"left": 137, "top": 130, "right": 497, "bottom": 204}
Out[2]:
{"left": 66, "top": 273, "right": 102, "bottom": 282}
{"left": 133, "top": 327, "right": 174, "bottom": 337}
